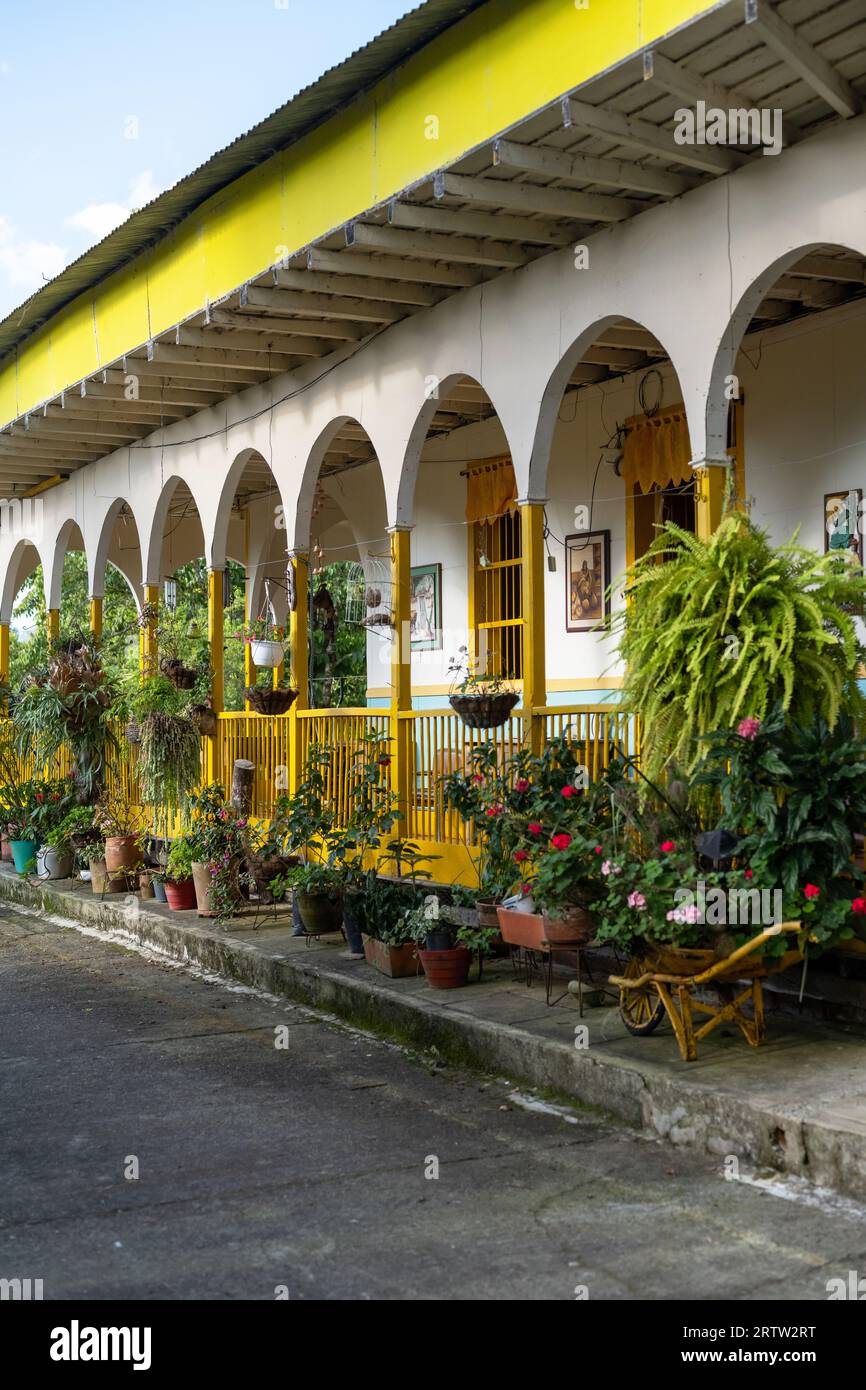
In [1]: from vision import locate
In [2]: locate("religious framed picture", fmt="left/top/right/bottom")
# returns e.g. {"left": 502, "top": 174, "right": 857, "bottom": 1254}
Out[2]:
{"left": 565, "top": 531, "right": 610, "bottom": 633}
{"left": 410, "top": 563, "right": 442, "bottom": 649}
{"left": 824, "top": 489, "right": 863, "bottom": 569}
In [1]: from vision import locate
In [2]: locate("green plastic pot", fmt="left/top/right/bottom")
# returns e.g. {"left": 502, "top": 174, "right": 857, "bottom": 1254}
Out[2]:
{"left": 10, "top": 839, "right": 39, "bottom": 874}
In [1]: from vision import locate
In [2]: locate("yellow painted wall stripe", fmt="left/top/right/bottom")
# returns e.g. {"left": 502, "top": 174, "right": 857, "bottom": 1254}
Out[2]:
{"left": 0, "top": 0, "right": 717, "bottom": 428}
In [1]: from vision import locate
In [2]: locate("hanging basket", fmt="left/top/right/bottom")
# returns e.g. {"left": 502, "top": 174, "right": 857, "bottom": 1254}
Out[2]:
{"left": 449, "top": 692, "right": 519, "bottom": 729}
{"left": 245, "top": 686, "right": 298, "bottom": 716}
{"left": 161, "top": 658, "right": 197, "bottom": 690}
{"left": 190, "top": 704, "right": 217, "bottom": 737}
{"left": 250, "top": 639, "right": 286, "bottom": 669}
{"left": 125, "top": 719, "right": 141, "bottom": 745}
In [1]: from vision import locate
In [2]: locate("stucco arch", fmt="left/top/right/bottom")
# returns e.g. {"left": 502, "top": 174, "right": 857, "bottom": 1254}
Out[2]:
{"left": 142, "top": 474, "right": 207, "bottom": 586}
{"left": 44, "top": 519, "right": 85, "bottom": 612}
{"left": 0, "top": 537, "right": 45, "bottom": 625}
{"left": 211, "top": 447, "right": 289, "bottom": 572}
{"left": 704, "top": 241, "right": 866, "bottom": 462}
{"left": 395, "top": 372, "right": 516, "bottom": 528}
{"left": 89, "top": 498, "right": 143, "bottom": 599}
{"left": 292, "top": 416, "right": 387, "bottom": 553}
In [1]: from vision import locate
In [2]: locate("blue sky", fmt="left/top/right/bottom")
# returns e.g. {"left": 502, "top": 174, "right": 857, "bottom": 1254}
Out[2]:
{"left": 0, "top": 0, "right": 412, "bottom": 319}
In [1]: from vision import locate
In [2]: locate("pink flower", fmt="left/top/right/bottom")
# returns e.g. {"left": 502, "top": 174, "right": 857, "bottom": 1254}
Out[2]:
{"left": 601, "top": 860, "right": 621, "bottom": 877}
{"left": 803, "top": 883, "right": 820, "bottom": 900}
{"left": 561, "top": 785, "right": 576, "bottom": 798}
{"left": 737, "top": 717, "right": 761, "bottom": 740}
{"left": 660, "top": 840, "right": 676, "bottom": 853}
{"left": 852, "top": 898, "right": 866, "bottom": 915}
{"left": 514, "top": 779, "right": 530, "bottom": 794}
{"left": 627, "top": 891, "right": 647, "bottom": 910}
{"left": 551, "top": 833, "right": 572, "bottom": 851}
{"left": 514, "top": 849, "right": 529, "bottom": 863}
{"left": 527, "top": 822, "right": 543, "bottom": 836}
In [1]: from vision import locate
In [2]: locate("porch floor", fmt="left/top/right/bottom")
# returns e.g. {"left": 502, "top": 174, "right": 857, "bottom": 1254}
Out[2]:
{"left": 3, "top": 867, "right": 866, "bottom": 1202}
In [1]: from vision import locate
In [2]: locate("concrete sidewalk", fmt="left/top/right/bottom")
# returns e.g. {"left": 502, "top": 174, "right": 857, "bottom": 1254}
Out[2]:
{"left": 3, "top": 866, "right": 866, "bottom": 1202}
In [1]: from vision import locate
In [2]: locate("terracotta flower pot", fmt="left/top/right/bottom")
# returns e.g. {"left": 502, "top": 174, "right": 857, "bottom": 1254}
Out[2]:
{"left": 418, "top": 946, "right": 472, "bottom": 989}
{"left": 89, "top": 857, "right": 127, "bottom": 894}
{"left": 496, "top": 905, "right": 546, "bottom": 950}
{"left": 164, "top": 878, "right": 196, "bottom": 911}
{"left": 139, "top": 870, "right": 155, "bottom": 899}
{"left": 362, "top": 934, "right": 419, "bottom": 978}
{"left": 191, "top": 860, "right": 241, "bottom": 918}
{"left": 104, "top": 835, "right": 142, "bottom": 881}
{"left": 1, "top": 836, "right": 14, "bottom": 863}
{"left": 542, "top": 907, "right": 595, "bottom": 944}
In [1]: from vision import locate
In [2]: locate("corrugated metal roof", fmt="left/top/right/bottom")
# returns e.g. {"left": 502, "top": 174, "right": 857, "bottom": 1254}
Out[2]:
{"left": 0, "top": 0, "right": 488, "bottom": 364}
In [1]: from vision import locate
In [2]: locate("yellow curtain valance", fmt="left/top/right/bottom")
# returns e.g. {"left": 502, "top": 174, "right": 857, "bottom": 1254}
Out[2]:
{"left": 622, "top": 409, "right": 693, "bottom": 494}
{"left": 464, "top": 456, "right": 516, "bottom": 524}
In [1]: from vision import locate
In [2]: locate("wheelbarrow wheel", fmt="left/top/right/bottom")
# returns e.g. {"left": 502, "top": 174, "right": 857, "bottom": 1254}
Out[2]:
{"left": 619, "top": 956, "right": 665, "bottom": 1036}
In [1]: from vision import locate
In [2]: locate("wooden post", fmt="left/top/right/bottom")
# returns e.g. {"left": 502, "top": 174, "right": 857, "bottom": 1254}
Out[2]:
{"left": 288, "top": 552, "right": 309, "bottom": 794}
{"left": 141, "top": 584, "right": 159, "bottom": 678}
{"left": 519, "top": 500, "right": 547, "bottom": 755}
{"left": 47, "top": 608, "right": 60, "bottom": 644}
{"left": 694, "top": 461, "right": 729, "bottom": 541}
{"left": 389, "top": 527, "right": 412, "bottom": 830}
{"left": 89, "top": 596, "right": 103, "bottom": 643}
{"left": 231, "top": 759, "right": 255, "bottom": 816}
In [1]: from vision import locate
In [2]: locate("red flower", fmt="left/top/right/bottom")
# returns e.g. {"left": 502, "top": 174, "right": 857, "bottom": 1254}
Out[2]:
{"left": 514, "top": 779, "right": 530, "bottom": 794}
{"left": 551, "top": 833, "right": 572, "bottom": 851}
{"left": 35, "top": 793, "right": 43, "bottom": 802}
{"left": 527, "top": 822, "right": 543, "bottom": 836}
{"left": 514, "top": 849, "right": 529, "bottom": 863}
{"left": 660, "top": 840, "right": 675, "bottom": 853}
{"left": 852, "top": 898, "right": 866, "bottom": 915}
{"left": 377, "top": 755, "right": 391, "bottom": 767}
{"left": 472, "top": 775, "right": 484, "bottom": 785}
{"left": 561, "top": 785, "right": 576, "bottom": 798}
{"left": 485, "top": 805, "right": 503, "bottom": 818}
{"left": 521, "top": 883, "right": 531, "bottom": 895}
{"left": 744, "top": 869, "right": 753, "bottom": 880}
{"left": 594, "top": 846, "right": 603, "bottom": 854}
{"left": 803, "top": 883, "right": 820, "bottom": 900}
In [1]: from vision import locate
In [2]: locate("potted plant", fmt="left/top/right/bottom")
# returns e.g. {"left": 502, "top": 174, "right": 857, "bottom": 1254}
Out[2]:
{"left": 37, "top": 817, "right": 77, "bottom": 880}
{"left": 287, "top": 859, "right": 345, "bottom": 935}
{"left": 244, "top": 674, "right": 298, "bottom": 717}
{"left": 94, "top": 792, "right": 146, "bottom": 889}
{"left": 447, "top": 646, "right": 519, "bottom": 729}
{"left": 11, "top": 637, "right": 115, "bottom": 801}
{"left": 408, "top": 895, "right": 472, "bottom": 989}
{"left": 150, "top": 870, "right": 168, "bottom": 905}
{"left": 243, "top": 618, "right": 286, "bottom": 670}
{"left": 163, "top": 836, "right": 197, "bottom": 910}
{"left": 185, "top": 784, "right": 250, "bottom": 919}
{"left": 7, "top": 812, "right": 39, "bottom": 875}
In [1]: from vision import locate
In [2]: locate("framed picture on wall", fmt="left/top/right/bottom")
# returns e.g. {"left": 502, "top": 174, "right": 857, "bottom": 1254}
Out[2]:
{"left": 410, "top": 563, "right": 442, "bottom": 649}
{"left": 824, "top": 490, "right": 863, "bottom": 569}
{"left": 565, "top": 531, "right": 610, "bottom": 633}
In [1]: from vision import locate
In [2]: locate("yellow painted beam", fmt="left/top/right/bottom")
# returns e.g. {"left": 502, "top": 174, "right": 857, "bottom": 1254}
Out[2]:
{"left": 47, "top": 608, "right": 60, "bottom": 644}
{"left": 89, "top": 596, "right": 103, "bottom": 642}
{"left": 695, "top": 464, "right": 728, "bottom": 541}
{"left": 0, "top": 0, "right": 715, "bottom": 427}
{"left": 520, "top": 501, "right": 547, "bottom": 753}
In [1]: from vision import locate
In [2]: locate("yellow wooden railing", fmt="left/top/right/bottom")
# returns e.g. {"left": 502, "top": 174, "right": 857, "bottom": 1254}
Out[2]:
{"left": 0, "top": 704, "right": 637, "bottom": 883}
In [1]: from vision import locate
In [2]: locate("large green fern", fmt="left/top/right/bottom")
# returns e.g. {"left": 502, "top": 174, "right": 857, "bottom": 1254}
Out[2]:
{"left": 614, "top": 513, "right": 866, "bottom": 782}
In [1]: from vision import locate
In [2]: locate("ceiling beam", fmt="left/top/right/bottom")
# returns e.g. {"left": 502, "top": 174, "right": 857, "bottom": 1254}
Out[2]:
{"left": 388, "top": 199, "right": 572, "bottom": 247}
{"left": 346, "top": 221, "right": 527, "bottom": 268}
{"left": 492, "top": 136, "right": 697, "bottom": 198}
{"left": 745, "top": 0, "right": 859, "bottom": 120}
{"left": 788, "top": 254, "right": 866, "bottom": 283}
{"left": 84, "top": 377, "right": 223, "bottom": 408}
{"left": 147, "top": 340, "right": 294, "bottom": 374}
{"left": 204, "top": 307, "right": 363, "bottom": 340}
{"left": 309, "top": 244, "right": 473, "bottom": 287}
{"left": 56, "top": 395, "right": 187, "bottom": 422}
{"left": 643, "top": 49, "right": 795, "bottom": 148}
{"left": 175, "top": 326, "right": 341, "bottom": 359}
{"left": 21, "top": 415, "right": 150, "bottom": 442}
{"left": 562, "top": 96, "right": 745, "bottom": 174}
{"left": 435, "top": 169, "right": 640, "bottom": 223}
{"left": 245, "top": 283, "right": 404, "bottom": 323}
{"left": 272, "top": 266, "right": 442, "bottom": 305}
{"left": 126, "top": 353, "right": 270, "bottom": 386}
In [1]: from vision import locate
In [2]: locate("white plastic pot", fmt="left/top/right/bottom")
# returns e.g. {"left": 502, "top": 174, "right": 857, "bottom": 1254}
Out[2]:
{"left": 37, "top": 845, "right": 74, "bottom": 880}
{"left": 250, "top": 639, "right": 286, "bottom": 668}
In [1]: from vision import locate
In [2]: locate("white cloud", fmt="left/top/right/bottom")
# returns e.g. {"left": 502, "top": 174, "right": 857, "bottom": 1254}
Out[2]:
{"left": 0, "top": 215, "right": 67, "bottom": 297}
{"left": 65, "top": 170, "right": 161, "bottom": 241}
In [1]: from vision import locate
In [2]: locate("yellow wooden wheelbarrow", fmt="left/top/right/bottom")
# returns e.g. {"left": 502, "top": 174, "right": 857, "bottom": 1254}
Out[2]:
{"left": 609, "top": 922, "right": 804, "bottom": 1062}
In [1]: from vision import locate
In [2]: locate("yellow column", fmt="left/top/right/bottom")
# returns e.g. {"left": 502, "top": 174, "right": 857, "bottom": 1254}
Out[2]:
{"left": 520, "top": 501, "right": 547, "bottom": 754}
{"left": 272, "top": 627, "right": 285, "bottom": 691}
{"left": 694, "top": 462, "right": 729, "bottom": 541}
{"left": 288, "top": 552, "right": 309, "bottom": 794}
{"left": 207, "top": 569, "right": 224, "bottom": 788}
{"left": 243, "top": 586, "right": 256, "bottom": 712}
{"left": 89, "top": 596, "right": 103, "bottom": 643}
{"left": 389, "top": 527, "right": 412, "bottom": 830}
{"left": 47, "top": 608, "right": 60, "bottom": 644}
{"left": 140, "top": 585, "right": 159, "bottom": 678}
{"left": 0, "top": 622, "right": 9, "bottom": 709}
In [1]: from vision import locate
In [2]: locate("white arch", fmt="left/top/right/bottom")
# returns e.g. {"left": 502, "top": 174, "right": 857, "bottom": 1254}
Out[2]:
{"left": 141, "top": 474, "right": 207, "bottom": 586}
{"left": 0, "top": 537, "right": 45, "bottom": 625}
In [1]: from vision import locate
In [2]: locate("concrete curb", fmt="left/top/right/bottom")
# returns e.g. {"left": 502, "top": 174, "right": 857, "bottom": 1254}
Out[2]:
{"left": 4, "top": 871, "right": 866, "bottom": 1201}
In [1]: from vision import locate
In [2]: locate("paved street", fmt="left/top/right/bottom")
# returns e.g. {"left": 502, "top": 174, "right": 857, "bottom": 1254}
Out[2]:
{"left": 1, "top": 902, "right": 865, "bottom": 1302}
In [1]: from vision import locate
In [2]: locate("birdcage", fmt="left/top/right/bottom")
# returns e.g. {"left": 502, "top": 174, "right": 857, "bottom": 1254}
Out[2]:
{"left": 344, "top": 555, "right": 392, "bottom": 631}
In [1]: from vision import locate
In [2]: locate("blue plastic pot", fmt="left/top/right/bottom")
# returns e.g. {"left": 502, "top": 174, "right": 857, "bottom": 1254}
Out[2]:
{"left": 10, "top": 839, "right": 39, "bottom": 874}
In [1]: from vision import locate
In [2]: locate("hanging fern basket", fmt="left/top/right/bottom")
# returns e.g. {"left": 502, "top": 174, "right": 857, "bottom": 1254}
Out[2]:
{"left": 449, "top": 692, "right": 519, "bottom": 729}
{"left": 245, "top": 687, "right": 298, "bottom": 716}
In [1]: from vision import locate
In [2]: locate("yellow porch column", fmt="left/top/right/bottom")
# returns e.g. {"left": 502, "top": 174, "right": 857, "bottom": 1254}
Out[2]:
{"left": 140, "top": 585, "right": 159, "bottom": 678}
{"left": 519, "top": 501, "right": 547, "bottom": 754}
{"left": 272, "top": 627, "right": 285, "bottom": 691}
{"left": 206, "top": 569, "right": 224, "bottom": 788}
{"left": 389, "top": 527, "right": 412, "bottom": 829}
{"left": 288, "top": 552, "right": 309, "bottom": 794}
{"left": 0, "top": 622, "right": 9, "bottom": 708}
{"left": 47, "top": 608, "right": 60, "bottom": 644}
{"left": 694, "top": 462, "right": 729, "bottom": 541}
{"left": 89, "top": 596, "right": 103, "bottom": 643}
